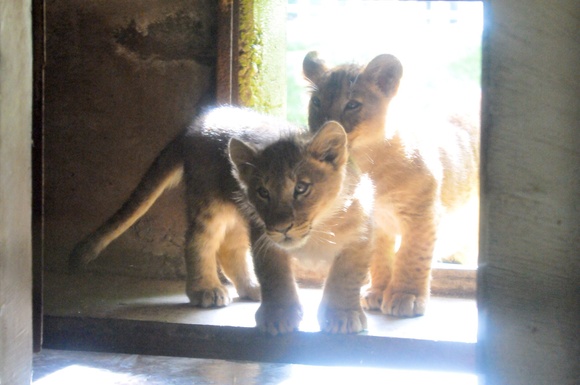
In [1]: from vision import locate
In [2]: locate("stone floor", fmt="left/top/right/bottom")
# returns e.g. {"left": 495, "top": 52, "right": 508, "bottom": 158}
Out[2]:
{"left": 33, "top": 349, "right": 479, "bottom": 385}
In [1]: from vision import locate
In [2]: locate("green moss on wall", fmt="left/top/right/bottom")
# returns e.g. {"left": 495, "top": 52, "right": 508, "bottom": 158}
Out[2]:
{"left": 238, "top": 0, "right": 286, "bottom": 116}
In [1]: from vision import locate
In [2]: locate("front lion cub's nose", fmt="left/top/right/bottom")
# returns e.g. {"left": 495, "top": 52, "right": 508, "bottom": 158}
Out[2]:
{"left": 270, "top": 223, "right": 293, "bottom": 235}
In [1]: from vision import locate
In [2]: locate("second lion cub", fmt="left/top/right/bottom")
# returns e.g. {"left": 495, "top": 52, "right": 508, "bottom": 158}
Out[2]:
{"left": 303, "top": 52, "right": 479, "bottom": 317}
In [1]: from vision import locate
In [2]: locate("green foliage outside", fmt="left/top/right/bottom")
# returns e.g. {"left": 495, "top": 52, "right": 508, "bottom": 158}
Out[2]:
{"left": 285, "top": 1, "right": 483, "bottom": 126}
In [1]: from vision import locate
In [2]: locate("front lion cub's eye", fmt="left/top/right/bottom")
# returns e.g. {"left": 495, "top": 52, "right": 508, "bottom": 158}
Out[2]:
{"left": 345, "top": 100, "right": 362, "bottom": 110}
{"left": 257, "top": 187, "right": 270, "bottom": 200}
{"left": 311, "top": 96, "right": 321, "bottom": 108}
{"left": 294, "top": 181, "right": 311, "bottom": 197}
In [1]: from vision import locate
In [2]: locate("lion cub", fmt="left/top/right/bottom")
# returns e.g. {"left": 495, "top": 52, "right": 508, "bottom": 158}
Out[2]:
{"left": 230, "top": 120, "right": 373, "bottom": 334}
{"left": 70, "top": 106, "right": 372, "bottom": 334}
{"left": 303, "top": 52, "right": 479, "bottom": 317}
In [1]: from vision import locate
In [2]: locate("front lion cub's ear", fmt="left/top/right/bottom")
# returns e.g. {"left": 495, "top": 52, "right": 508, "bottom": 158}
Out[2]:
{"left": 308, "top": 121, "right": 347, "bottom": 167}
{"left": 363, "top": 54, "right": 403, "bottom": 98}
{"left": 303, "top": 51, "right": 328, "bottom": 85}
{"left": 228, "top": 138, "right": 257, "bottom": 182}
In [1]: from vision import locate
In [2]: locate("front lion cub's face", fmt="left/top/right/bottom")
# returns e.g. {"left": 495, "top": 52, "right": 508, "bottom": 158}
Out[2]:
{"left": 229, "top": 121, "right": 348, "bottom": 249}
{"left": 303, "top": 52, "right": 403, "bottom": 149}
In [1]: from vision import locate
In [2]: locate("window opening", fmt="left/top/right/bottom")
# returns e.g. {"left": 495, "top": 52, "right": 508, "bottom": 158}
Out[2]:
{"left": 287, "top": 0, "right": 482, "bottom": 271}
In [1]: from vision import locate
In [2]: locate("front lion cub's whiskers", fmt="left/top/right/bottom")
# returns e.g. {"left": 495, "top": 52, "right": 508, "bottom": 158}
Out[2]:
{"left": 253, "top": 233, "right": 271, "bottom": 259}
{"left": 310, "top": 229, "right": 336, "bottom": 238}
{"left": 313, "top": 235, "right": 337, "bottom": 246}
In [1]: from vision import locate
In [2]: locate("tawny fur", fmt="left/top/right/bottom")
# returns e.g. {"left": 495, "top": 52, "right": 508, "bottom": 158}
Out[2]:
{"left": 303, "top": 52, "right": 479, "bottom": 317}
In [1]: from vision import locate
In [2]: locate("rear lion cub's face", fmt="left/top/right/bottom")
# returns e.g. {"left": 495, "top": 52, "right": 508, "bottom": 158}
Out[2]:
{"left": 303, "top": 52, "right": 403, "bottom": 149}
{"left": 229, "top": 122, "right": 348, "bottom": 249}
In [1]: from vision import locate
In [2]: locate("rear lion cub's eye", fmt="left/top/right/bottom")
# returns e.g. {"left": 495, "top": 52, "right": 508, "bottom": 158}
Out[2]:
{"left": 345, "top": 100, "right": 362, "bottom": 110}
{"left": 294, "top": 181, "right": 311, "bottom": 197}
{"left": 257, "top": 187, "right": 270, "bottom": 200}
{"left": 311, "top": 96, "right": 321, "bottom": 108}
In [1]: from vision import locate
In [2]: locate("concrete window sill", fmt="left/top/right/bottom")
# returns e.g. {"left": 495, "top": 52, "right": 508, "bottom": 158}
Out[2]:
{"left": 43, "top": 271, "right": 477, "bottom": 371}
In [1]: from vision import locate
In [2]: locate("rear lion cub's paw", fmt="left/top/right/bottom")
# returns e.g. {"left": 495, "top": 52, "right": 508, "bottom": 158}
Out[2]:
{"left": 255, "top": 302, "right": 303, "bottom": 336}
{"left": 318, "top": 305, "right": 368, "bottom": 334}
{"left": 381, "top": 290, "right": 428, "bottom": 317}
{"left": 236, "top": 282, "right": 261, "bottom": 302}
{"left": 187, "top": 285, "right": 232, "bottom": 308}
{"left": 361, "top": 287, "right": 384, "bottom": 311}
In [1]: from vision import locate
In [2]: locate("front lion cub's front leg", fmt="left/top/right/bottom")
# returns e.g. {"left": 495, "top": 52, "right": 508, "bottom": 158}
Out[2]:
{"left": 251, "top": 227, "right": 303, "bottom": 335}
{"left": 318, "top": 241, "right": 371, "bottom": 334}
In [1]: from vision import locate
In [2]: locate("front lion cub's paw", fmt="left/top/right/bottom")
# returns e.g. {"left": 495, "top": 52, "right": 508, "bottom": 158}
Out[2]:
{"left": 318, "top": 305, "right": 368, "bottom": 334}
{"left": 381, "top": 290, "right": 428, "bottom": 317}
{"left": 187, "top": 285, "right": 232, "bottom": 308}
{"left": 255, "top": 302, "right": 303, "bottom": 336}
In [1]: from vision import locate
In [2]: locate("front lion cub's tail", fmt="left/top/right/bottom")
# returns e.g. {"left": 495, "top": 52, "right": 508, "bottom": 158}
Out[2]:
{"left": 69, "top": 137, "right": 184, "bottom": 272}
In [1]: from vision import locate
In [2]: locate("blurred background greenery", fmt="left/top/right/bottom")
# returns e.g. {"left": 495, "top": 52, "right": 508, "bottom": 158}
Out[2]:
{"left": 285, "top": 0, "right": 483, "bottom": 126}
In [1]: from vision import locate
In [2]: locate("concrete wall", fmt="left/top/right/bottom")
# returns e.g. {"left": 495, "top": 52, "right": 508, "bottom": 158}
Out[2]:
{"left": 0, "top": 1, "right": 33, "bottom": 383}
{"left": 44, "top": 0, "right": 217, "bottom": 278}
{"left": 478, "top": 1, "right": 580, "bottom": 384}
{"left": 25, "top": 1, "right": 580, "bottom": 383}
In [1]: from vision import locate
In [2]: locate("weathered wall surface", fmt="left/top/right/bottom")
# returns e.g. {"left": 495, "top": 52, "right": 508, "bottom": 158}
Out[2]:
{"left": 0, "top": 0, "right": 33, "bottom": 383}
{"left": 44, "top": 0, "right": 217, "bottom": 277}
{"left": 478, "top": 1, "right": 580, "bottom": 384}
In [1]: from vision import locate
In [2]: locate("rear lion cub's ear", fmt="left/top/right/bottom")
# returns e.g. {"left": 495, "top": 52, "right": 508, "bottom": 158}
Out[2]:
{"left": 228, "top": 138, "right": 257, "bottom": 182}
{"left": 308, "top": 121, "right": 347, "bottom": 167}
{"left": 363, "top": 54, "right": 403, "bottom": 98}
{"left": 303, "top": 51, "right": 328, "bottom": 85}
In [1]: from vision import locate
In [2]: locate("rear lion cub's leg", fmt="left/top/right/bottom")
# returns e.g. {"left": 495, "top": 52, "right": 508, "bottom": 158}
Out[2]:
{"left": 185, "top": 202, "right": 259, "bottom": 307}
{"left": 381, "top": 212, "right": 437, "bottom": 317}
{"left": 361, "top": 228, "right": 397, "bottom": 311}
